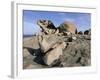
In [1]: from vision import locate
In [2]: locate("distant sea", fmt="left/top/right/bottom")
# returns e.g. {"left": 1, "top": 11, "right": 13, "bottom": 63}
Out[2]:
{"left": 23, "top": 35, "right": 34, "bottom": 38}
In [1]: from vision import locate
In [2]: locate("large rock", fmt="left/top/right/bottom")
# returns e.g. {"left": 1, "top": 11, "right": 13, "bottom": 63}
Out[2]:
{"left": 38, "top": 34, "right": 65, "bottom": 53}
{"left": 43, "top": 42, "right": 66, "bottom": 65}
{"left": 37, "top": 20, "right": 57, "bottom": 34}
{"left": 61, "top": 36, "right": 91, "bottom": 67}
{"left": 84, "top": 29, "right": 91, "bottom": 35}
{"left": 58, "top": 21, "right": 77, "bottom": 34}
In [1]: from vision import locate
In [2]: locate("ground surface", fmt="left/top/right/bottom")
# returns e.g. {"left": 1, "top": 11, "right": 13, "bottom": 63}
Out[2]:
{"left": 23, "top": 34, "right": 91, "bottom": 69}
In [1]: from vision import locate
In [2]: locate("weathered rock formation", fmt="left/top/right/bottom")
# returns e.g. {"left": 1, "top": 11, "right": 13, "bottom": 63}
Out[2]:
{"left": 37, "top": 20, "right": 77, "bottom": 35}
{"left": 43, "top": 42, "right": 66, "bottom": 65}
{"left": 58, "top": 21, "right": 77, "bottom": 34}
{"left": 37, "top": 20, "right": 57, "bottom": 34}
{"left": 23, "top": 20, "right": 91, "bottom": 69}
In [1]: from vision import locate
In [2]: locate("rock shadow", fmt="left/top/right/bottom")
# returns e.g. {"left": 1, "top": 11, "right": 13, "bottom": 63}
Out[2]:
{"left": 23, "top": 47, "right": 45, "bottom": 65}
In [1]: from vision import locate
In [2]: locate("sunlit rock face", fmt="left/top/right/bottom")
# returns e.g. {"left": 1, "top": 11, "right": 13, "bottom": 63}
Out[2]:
{"left": 58, "top": 21, "right": 77, "bottom": 34}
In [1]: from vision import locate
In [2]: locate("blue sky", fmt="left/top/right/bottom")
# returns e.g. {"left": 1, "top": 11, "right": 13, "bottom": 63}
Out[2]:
{"left": 23, "top": 10, "right": 91, "bottom": 35}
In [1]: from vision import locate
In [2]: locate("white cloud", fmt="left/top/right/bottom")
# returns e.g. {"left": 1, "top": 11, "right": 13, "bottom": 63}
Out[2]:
{"left": 63, "top": 18, "right": 75, "bottom": 22}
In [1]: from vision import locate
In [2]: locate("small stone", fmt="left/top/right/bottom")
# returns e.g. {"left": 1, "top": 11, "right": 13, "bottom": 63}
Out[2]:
{"left": 72, "top": 36, "right": 77, "bottom": 40}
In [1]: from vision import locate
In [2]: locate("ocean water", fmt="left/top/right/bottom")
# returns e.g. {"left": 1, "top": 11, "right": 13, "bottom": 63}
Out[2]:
{"left": 23, "top": 35, "right": 34, "bottom": 38}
